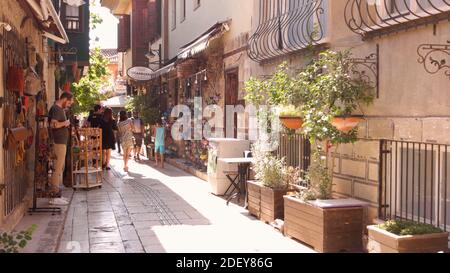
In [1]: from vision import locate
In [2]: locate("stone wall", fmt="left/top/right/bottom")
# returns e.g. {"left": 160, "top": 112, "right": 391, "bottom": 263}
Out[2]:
{"left": 0, "top": 0, "right": 55, "bottom": 231}
{"left": 243, "top": 0, "right": 450, "bottom": 225}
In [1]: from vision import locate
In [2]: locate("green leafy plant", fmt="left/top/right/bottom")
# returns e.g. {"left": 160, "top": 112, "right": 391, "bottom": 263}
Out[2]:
{"left": 0, "top": 225, "right": 37, "bottom": 253}
{"left": 245, "top": 62, "right": 301, "bottom": 138}
{"left": 251, "top": 140, "right": 288, "bottom": 189}
{"left": 291, "top": 50, "right": 375, "bottom": 201}
{"left": 125, "top": 94, "right": 160, "bottom": 126}
{"left": 244, "top": 62, "right": 296, "bottom": 108}
{"left": 72, "top": 48, "right": 109, "bottom": 114}
{"left": 378, "top": 220, "right": 443, "bottom": 236}
{"left": 294, "top": 50, "right": 374, "bottom": 144}
{"left": 298, "top": 145, "right": 332, "bottom": 201}
{"left": 279, "top": 105, "right": 302, "bottom": 117}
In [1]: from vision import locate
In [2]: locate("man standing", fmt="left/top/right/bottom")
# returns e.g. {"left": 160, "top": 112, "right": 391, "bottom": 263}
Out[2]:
{"left": 132, "top": 112, "right": 144, "bottom": 161}
{"left": 48, "top": 92, "right": 74, "bottom": 206}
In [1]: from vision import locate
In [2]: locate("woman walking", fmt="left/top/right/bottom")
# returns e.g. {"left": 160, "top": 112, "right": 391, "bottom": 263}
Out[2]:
{"left": 117, "top": 110, "right": 134, "bottom": 172}
{"left": 100, "top": 108, "right": 117, "bottom": 170}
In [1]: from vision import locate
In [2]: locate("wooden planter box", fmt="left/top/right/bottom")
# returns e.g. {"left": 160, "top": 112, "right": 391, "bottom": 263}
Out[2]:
{"left": 247, "top": 181, "right": 291, "bottom": 223}
{"left": 283, "top": 195, "right": 364, "bottom": 253}
{"left": 367, "top": 225, "right": 449, "bottom": 253}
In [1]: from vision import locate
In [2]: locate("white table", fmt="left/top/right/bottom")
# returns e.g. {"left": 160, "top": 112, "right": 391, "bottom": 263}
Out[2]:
{"left": 219, "top": 158, "right": 254, "bottom": 207}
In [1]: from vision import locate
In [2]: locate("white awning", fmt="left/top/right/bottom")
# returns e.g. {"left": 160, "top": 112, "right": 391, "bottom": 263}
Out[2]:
{"left": 149, "top": 62, "right": 176, "bottom": 79}
{"left": 177, "top": 20, "right": 230, "bottom": 60}
{"left": 102, "top": 95, "right": 129, "bottom": 108}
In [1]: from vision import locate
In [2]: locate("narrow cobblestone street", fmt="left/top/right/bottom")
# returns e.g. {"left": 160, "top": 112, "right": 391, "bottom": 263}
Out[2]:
{"left": 56, "top": 153, "right": 315, "bottom": 253}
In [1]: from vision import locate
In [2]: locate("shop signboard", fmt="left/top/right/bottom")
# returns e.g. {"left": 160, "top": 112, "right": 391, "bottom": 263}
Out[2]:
{"left": 127, "top": 66, "right": 153, "bottom": 81}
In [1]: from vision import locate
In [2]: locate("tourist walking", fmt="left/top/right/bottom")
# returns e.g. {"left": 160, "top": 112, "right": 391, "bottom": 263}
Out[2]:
{"left": 132, "top": 112, "right": 144, "bottom": 161}
{"left": 100, "top": 107, "right": 118, "bottom": 170}
{"left": 87, "top": 104, "right": 103, "bottom": 128}
{"left": 117, "top": 110, "right": 134, "bottom": 172}
{"left": 153, "top": 119, "right": 166, "bottom": 169}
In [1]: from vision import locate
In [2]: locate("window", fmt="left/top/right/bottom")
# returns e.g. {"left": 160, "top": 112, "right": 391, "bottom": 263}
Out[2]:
{"left": 171, "top": 0, "right": 176, "bottom": 30}
{"left": 65, "top": 4, "right": 81, "bottom": 31}
{"left": 181, "top": 0, "right": 186, "bottom": 22}
{"left": 194, "top": 0, "right": 201, "bottom": 10}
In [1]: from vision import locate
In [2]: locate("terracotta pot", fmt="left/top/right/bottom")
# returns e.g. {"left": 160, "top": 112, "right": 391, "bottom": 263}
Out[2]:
{"left": 279, "top": 116, "right": 303, "bottom": 130}
{"left": 331, "top": 116, "right": 364, "bottom": 133}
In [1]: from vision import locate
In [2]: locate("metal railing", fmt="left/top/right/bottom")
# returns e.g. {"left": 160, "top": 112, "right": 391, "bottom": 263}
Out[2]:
{"left": 345, "top": 0, "right": 450, "bottom": 39}
{"left": 379, "top": 140, "right": 450, "bottom": 231}
{"left": 248, "top": 0, "right": 328, "bottom": 63}
{"left": 276, "top": 133, "right": 311, "bottom": 174}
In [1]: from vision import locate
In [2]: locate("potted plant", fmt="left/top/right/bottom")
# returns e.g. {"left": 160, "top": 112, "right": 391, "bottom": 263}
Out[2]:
{"left": 279, "top": 105, "right": 303, "bottom": 130}
{"left": 283, "top": 145, "right": 366, "bottom": 253}
{"left": 245, "top": 62, "right": 299, "bottom": 131}
{"left": 247, "top": 140, "right": 296, "bottom": 224}
{"left": 367, "top": 220, "right": 449, "bottom": 253}
{"left": 283, "top": 50, "right": 375, "bottom": 253}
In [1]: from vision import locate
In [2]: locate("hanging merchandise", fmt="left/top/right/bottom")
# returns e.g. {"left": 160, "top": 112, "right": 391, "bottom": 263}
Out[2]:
{"left": 7, "top": 126, "right": 28, "bottom": 150}
{"left": 23, "top": 96, "right": 29, "bottom": 112}
{"left": 63, "top": 81, "right": 71, "bottom": 92}
{"left": 16, "top": 142, "right": 25, "bottom": 166}
{"left": 25, "top": 127, "right": 34, "bottom": 150}
{"left": 37, "top": 100, "right": 46, "bottom": 116}
{"left": 24, "top": 67, "right": 42, "bottom": 96}
{"left": 7, "top": 66, "right": 25, "bottom": 94}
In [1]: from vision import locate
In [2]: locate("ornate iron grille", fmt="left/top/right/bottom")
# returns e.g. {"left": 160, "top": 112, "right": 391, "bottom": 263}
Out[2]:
{"left": 248, "top": 0, "right": 328, "bottom": 63}
{"left": 345, "top": 0, "right": 450, "bottom": 39}
{"left": 417, "top": 41, "right": 450, "bottom": 79}
{"left": 2, "top": 24, "right": 29, "bottom": 217}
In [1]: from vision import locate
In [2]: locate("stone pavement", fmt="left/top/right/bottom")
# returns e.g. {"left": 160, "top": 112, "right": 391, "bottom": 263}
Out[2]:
{"left": 14, "top": 187, "right": 74, "bottom": 253}
{"left": 55, "top": 153, "right": 315, "bottom": 253}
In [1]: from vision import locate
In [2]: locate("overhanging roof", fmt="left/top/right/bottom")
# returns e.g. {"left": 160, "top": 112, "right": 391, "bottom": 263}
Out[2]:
{"left": 148, "top": 57, "right": 178, "bottom": 80}
{"left": 177, "top": 20, "right": 230, "bottom": 60}
{"left": 21, "top": 0, "right": 69, "bottom": 44}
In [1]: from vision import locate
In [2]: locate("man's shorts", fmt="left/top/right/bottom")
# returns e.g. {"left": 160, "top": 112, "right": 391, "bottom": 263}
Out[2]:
{"left": 155, "top": 145, "right": 165, "bottom": 154}
{"left": 133, "top": 133, "right": 143, "bottom": 147}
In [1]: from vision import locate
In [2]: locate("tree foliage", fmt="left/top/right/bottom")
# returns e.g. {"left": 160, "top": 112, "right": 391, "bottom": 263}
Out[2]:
{"left": 125, "top": 93, "right": 160, "bottom": 125}
{"left": 72, "top": 48, "right": 109, "bottom": 114}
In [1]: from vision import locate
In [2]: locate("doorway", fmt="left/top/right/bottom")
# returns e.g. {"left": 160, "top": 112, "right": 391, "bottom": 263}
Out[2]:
{"left": 224, "top": 68, "right": 244, "bottom": 139}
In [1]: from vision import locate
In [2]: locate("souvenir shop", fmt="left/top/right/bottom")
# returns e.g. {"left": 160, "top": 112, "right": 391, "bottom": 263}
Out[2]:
{"left": 158, "top": 41, "right": 225, "bottom": 173}
{"left": 0, "top": 20, "right": 55, "bottom": 226}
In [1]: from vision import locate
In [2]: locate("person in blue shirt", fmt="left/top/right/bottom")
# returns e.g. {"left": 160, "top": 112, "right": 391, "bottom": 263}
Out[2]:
{"left": 153, "top": 119, "right": 167, "bottom": 168}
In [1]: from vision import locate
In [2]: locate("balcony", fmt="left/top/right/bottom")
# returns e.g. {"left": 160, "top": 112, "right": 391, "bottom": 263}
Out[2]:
{"left": 248, "top": 0, "right": 329, "bottom": 63}
{"left": 345, "top": 0, "right": 450, "bottom": 39}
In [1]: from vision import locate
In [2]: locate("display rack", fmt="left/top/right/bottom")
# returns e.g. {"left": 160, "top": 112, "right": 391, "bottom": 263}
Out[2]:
{"left": 72, "top": 128, "right": 103, "bottom": 190}
{"left": 28, "top": 114, "right": 61, "bottom": 215}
